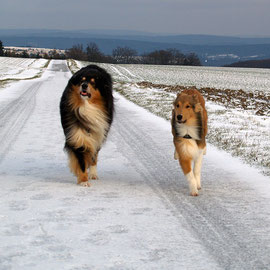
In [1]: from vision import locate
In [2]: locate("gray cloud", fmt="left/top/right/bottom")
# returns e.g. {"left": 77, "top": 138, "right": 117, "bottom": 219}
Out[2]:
{"left": 0, "top": 0, "right": 269, "bottom": 36}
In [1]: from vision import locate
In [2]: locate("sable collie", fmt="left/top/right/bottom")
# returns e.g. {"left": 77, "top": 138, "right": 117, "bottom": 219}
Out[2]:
{"left": 60, "top": 65, "right": 114, "bottom": 186}
{"left": 171, "top": 89, "right": 208, "bottom": 196}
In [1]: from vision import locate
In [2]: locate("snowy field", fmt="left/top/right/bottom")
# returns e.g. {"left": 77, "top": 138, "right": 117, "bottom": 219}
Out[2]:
{"left": 0, "top": 57, "right": 49, "bottom": 82}
{"left": 70, "top": 60, "right": 270, "bottom": 93}
{"left": 0, "top": 59, "right": 270, "bottom": 269}
{"left": 72, "top": 60, "right": 270, "bottom": 176}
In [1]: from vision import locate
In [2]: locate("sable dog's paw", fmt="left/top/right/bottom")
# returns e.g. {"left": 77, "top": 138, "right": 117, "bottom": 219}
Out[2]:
{"left": 79, "top": 181, "right": 91, "bottom": 187}
{"left": 89, "top": 166, "right": 98, "bottom": 180}
{"left": 90, "top": 174, "right": 99, "bottom": 180}
{"left": 190, "top": 190, "right": 199, "bottom": 196}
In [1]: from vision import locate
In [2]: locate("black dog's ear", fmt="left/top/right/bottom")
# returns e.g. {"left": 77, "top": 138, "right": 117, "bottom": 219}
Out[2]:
{"left": 69, "top": 72, "right": 81, "bottom": 86}
{"left": 69, "top": 67, "right": 87, "bottom": 86}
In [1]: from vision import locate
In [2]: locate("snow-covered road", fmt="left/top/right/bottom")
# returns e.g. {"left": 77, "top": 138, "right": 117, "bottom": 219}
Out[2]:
{"left": 0, "top": 60, "right": 269, "bottom": 270}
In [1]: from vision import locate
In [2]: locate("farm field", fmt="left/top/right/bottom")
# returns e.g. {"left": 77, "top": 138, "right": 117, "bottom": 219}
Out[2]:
{"left": 71, "top": 61, "right": 270, "bottom": 93}
{"left": 71, "top": 60, "right": 270, "bottom": 175}
{"left": 0, "top": 57, "right": 49, "bottom": 82}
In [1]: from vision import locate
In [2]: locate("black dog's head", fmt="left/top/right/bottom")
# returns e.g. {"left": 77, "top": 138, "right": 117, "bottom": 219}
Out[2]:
{"left": 70, "top": 65, "right": 112, "bottom": 96}
{"left": 69, "top": 65, "right": 114, "bottom": 123}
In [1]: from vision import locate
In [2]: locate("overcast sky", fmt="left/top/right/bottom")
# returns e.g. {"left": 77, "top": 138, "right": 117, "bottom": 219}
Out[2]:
{"left": 0, "top": 0, "right": 269, "bottom": 36}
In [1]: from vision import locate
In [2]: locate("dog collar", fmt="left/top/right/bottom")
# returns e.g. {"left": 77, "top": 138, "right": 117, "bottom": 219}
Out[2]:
{"left": 183, "top": 134, "right": 192, "bottom": 139}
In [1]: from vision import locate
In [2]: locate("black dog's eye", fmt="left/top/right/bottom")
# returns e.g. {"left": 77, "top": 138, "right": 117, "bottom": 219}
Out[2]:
{"left": 80, "top": 77, "right": 86, "bottom": 83}
{"left": 89, "top": 78, "right": 97, "bottom": 89}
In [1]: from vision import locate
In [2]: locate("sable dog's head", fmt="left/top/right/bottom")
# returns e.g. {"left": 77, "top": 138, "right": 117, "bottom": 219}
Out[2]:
{"left": 173, "top": 92, "right": 202, "bottom": 124}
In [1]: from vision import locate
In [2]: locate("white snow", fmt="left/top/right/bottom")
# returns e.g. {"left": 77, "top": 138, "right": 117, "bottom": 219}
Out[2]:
{"left": 0, "top": 60, "right": 270, "bottom": 269}
{"left": 81, "top": 61, "right": 270, "bottom": 93}
{"left": 0, "top": 57, "right": 48, "bottom": 81}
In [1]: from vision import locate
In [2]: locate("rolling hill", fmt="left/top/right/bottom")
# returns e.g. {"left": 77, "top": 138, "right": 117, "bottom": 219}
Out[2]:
{"left": 1, "top": 29, "right": 270, "bottom": 66}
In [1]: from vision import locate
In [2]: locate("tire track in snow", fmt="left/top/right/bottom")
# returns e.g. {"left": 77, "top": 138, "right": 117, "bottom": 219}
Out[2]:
{"left": 112, "top": 95, "right": 270, "bottom": 270}
{"left": 117, "top": 66, "right": 143, "bottom": 80}
{"left": 109, "top": 65, "right": 131, "bottom": 81}
{"left": 0, "top": 81, "right": 42, "bottom": 164}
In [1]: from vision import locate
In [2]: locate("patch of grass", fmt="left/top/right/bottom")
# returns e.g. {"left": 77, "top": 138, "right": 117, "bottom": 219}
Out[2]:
{"left": 0, "top": 80, "right": 9, "bottom": 90}
{"left": 42, "top": 59, "right": 51, "bottom": 69}
{"left": 67, "top": 59, "right": 81, "bottom": 74}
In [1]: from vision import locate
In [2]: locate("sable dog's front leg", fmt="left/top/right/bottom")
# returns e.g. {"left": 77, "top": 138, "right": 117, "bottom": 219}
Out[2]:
{"left": 194, "top": 150, "right": 204, "bottom": 190}
{"left": 179, "top": 158, "right": 198, "bottom": 196}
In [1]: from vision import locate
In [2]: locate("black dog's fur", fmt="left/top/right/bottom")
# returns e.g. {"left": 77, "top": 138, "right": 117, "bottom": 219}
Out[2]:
{"left": 60, "top": 65, "right": 114, "bottom": 185}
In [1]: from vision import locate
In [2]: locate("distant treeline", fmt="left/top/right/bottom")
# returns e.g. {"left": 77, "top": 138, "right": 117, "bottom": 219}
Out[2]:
{"left": 0, "top": 40, "right": 65, "bottom": 59}
{"left": 0, "top": 40, "right": 201, "bottom": 66}
{"left": 66, "top": 43, "right": 201, "bottom": 66}
{"left": 224, "top": 58, "right": 270, "bottom": 69}
{"left": 0, "top": 41, "right": 4, "bottom": 56}
{"left": 2, "top": 49, "right": 65, "bottom": 60}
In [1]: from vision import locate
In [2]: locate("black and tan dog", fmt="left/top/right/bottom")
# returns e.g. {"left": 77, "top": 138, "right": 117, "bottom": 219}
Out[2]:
{"left": 60, "top": 65, "right": 114, "bottom": 186}
{"left": 172, "top": 89, "right": 208, "bottom": 196}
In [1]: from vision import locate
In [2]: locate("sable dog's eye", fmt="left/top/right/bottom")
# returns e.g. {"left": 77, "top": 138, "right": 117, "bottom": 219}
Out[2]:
{"left": 176, "top": 104, "right": 179, "bottom": 108}
{"left": 186, "top": 105, "right": 190, "bottom": 108}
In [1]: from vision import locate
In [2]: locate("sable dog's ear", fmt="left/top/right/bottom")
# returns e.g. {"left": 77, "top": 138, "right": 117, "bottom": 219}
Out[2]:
{"left": 192, "top": 94, "right": 202, "bottom": 112}
{"left": 176, "top": 92, "right": 182, "bottom": 101}
{"left": 194, "top": 103, "right": 202, "bottom": 113}
{"left": 174, "top": 92, "right": 183, "bottom": 106}
{"left": 172, "top": 109, "right": 175, "bottom": 119}
{"left": 192, "top": 94, "right": 199, "bottom": 103}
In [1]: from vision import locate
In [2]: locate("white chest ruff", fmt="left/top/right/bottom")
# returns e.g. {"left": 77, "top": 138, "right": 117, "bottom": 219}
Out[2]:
{"left": 67, "top": 102, "right": 109, "bottom": 152}
{"left": 175, "top": 123, "right": 201, "bottom": 141}
{"left": 180, "top": 139, "right": 201, "bottom": 160}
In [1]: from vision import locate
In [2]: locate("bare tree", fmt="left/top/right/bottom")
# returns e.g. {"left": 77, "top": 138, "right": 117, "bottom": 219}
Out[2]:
{"left": 86, "top": 43, "right": 104, "bottom": 62}
{"left": 144, "top": 49, "right": 172, "bottom": 65}
{"left": 141, "top": 49, "right": 201, "bottom": 66}
{"left": 184, "top": 53, "right": 201, "bottom": 66}
{"left": 112, "top": 46, "right": 137, "bottom": 63}
{"left": 66, "top": 44, "right": 87, "bottom": 61}
{"left": 167, "top": 48, "right": 185, "bottom": 65}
